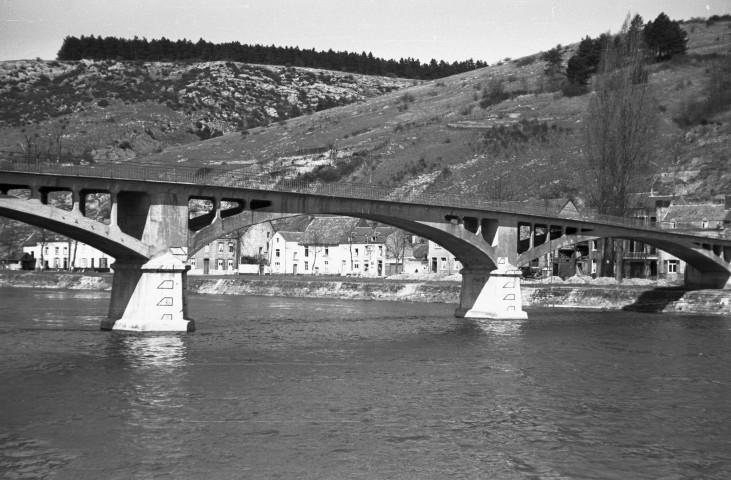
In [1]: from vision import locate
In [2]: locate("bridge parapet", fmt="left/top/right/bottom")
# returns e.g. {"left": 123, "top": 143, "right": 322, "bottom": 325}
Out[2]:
{"left": 1, "top": 153, "right": 689, "bottom": 236}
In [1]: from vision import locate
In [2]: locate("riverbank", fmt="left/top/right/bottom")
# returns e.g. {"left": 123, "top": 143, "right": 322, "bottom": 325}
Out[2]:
{"left": 0, "top": 271, "right": 729, "bottom": 315}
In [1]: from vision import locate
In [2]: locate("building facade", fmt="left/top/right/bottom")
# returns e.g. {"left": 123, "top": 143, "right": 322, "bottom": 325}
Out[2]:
{"left": 23, "top": 239, "right": 112, "bottom": 271}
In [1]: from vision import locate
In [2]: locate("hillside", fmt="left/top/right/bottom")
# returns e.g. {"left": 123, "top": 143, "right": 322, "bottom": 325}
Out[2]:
{"left": 1, "top": 19, "right": 730, "bottom": 203}
{"left": 0, "top": 61, "right": 410, "bottom": 162}
{"left": 143, "top": 18, "right": 731, "bottom": 203}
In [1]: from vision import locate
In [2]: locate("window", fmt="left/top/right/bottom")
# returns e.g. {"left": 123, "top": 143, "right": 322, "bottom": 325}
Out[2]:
{"left": 259, "top": 247, "right": 263, "bottom": 255}
{"left": 371, "top": 236, "right": 376, "bottom": 242}
{"left": 355, "top": 248, "right": 359, "bottom": 257}
{"left": 100, "top": 258, "right": 108, "bottom": 269}
{"left": 216, "top": 259, "right": 223, "bottom": 270}
{"left": 81, "top": 258, "right": 87, "bottom": 268}
{"left": 266, "top": 232, "right": 270, "bottom": 239}
{"left": 667, "top": 260, "right": 678, "bottom": 273}
{"left": 378, "top": 246, "right": 383, "bottom": 255}
{"left": 441, "top": 257, "right": 448, "bottom": 270}
{"left": 218, "top": 241, "right": 224, "bottom": 253}
{"left": 701, "top": 219, "right": 708, "bottom": 229}
{"left": 324, "top": 247, "right": 329, "bottom": 256}
{"left": 276, "top": 237, "right": 279, "bottom": 243}
{"left": 228, "top": 242, "right": 234, "bottom": 253}
{"left": 304, "top": 261, "right": 309, "bottom": 271}
{"left": 304, "top": 246, "right": 309, "bottom": 257}
{"left": 55, "top": 247, "right": 59, "bottom": 255}
{"left": 44, "top": 246, "right": 49, "bottom": 255}
{"left": 354, "top": 262, "right": 359, "bottom": 270}
{"left": 205, "top": 244, "right": 210, "bottom": 253}
{"left": 228, "top": 259, "right": 234, "bottom": 270}
{"left": 591, "top": 260, "right": 597, "bottom": 274}
{"left": 63, "top": 246, "right": 68, "bottom": 255}
{"left": 591, "top": 240, "right": 598, "bottom": 251}
{"left": 275, "top": 249, "right": 280, "bottom": 258}
{"left": 191, "top": 258, "right": 196, "bottom": 268}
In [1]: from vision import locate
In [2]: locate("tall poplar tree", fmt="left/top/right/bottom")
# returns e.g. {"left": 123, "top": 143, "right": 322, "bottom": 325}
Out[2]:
{"left": 585, "top": 14, "right": 657, "bottom": 277}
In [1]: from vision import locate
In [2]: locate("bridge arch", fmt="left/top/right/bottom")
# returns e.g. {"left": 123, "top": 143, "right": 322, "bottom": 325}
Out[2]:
{"left": 190, "top": 207, "right": 501, "bottom": 271}
{"left": 0, "top": 197, "right": 150, "bottom": 261}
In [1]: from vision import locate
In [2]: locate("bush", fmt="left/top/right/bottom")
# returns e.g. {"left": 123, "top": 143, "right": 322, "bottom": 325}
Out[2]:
{"left": 561, "top": 81, "right": 588, "bottom": 97}
{"left": 514, "top": 56, "right": 536, "bottom": 67}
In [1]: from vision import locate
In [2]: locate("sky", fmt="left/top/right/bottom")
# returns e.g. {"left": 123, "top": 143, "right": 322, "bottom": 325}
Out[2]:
{"left": 1, "top": 0, "right": 729, "bottom": 64}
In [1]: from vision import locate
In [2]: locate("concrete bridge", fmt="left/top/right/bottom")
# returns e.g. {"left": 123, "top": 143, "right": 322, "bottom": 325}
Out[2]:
{"left": 2, "top": 158, "right": 730, "bottom": 332}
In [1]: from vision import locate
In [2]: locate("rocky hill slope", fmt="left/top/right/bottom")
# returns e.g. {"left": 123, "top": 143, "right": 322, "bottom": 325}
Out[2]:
{"left": 1, "top": 19, "right": 729, "bottom": 203}
{"left": 142, "top": 18, "right": 731, "bottom": 203}
{"left": 0, "top": 60, "right": 409, "bottom": 162}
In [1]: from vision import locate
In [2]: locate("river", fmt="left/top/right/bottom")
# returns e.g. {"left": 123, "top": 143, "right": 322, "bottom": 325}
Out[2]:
{"left": 1, "top": 288, "right": 730, "bottom": 479}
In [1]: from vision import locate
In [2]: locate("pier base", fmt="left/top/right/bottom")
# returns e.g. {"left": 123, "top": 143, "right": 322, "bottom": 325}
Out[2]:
{"left": 101, "top": 252, "right": 195, "bottom": 332}
{"left": 455, "top": 260, "right": 527, "bottom": 320}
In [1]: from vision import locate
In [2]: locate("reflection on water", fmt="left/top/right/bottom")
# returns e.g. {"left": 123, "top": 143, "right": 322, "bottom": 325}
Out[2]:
{"left": 475, "top": 318, "right": 526, "bottom": 336}
{"left": 117, "top": 335, "right": 187, "bottom": 371}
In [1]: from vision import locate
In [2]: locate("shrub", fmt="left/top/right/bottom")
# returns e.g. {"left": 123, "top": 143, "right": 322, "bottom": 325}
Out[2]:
{"left": 479, "top": 79, "right": 511, "bottom": 108}
{"left": 515, "top": 55, "right": 536, "bottom": 67}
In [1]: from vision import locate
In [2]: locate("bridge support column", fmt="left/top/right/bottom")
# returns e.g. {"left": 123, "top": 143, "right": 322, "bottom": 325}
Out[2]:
{"left": 101, "top": 252, "right": 195, "bottom": 332}
{"left": 455, "top": 259, "right": 527, "bottom": 320}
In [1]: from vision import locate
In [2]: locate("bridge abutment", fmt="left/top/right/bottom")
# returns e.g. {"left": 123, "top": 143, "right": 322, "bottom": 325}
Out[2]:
{"left": 685, "top": 264, "right": 731, "bottom": 290}
{"left": 101, "top": 252, "right": 194, "bottom": 332}
{"left": 455, "top": 259, "right": 527, "bottom": 320}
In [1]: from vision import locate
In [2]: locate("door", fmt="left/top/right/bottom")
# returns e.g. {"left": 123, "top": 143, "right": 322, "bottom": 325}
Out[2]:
{"left": 293, "top": 264, "right": 298, "bottom": 275}
{"left": 203, "top": 258, "right": 210, "bottom": 275}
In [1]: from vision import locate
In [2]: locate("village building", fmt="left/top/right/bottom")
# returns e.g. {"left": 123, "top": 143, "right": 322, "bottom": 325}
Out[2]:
{"left": 269, "top": 231, "right": 303, "bottom": 274}
{"left": 188, "top": 234, "right": 239, "bottom": 275}
{"left": 239, "top": 222, "right": 276, "bottom": 264}
{"left": 427, "top": 240, "right": 462, "bottom": 275}
{"left": 265, "top": 216, "right": 416, "bottom": 276}
{"left": 22, "top": 235, "right": 112, "bottom": 271}
{"left": 298, "top": 216, "right": 360, "bottom": 275}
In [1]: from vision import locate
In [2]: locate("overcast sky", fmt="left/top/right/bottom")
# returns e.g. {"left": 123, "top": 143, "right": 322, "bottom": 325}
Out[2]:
{"left": 1, "top": 0, "right": 729, "bottom": 64}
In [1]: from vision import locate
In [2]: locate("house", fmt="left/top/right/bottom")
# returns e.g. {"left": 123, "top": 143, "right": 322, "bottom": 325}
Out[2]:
{"left": 0, "top": 248, "right": 35, "bottom": 270}
{"left": 269, "top": 231, "right": 303, "bottom": 274}
{"left": 265, "top": 216, "right": 416, "bottom": 277}
{"left": 22, "top": 236, "right": 112, "bottom": 271}
{"left": 239, "top": 222, "right": 276, "bottom": 264}
{"left": 427, "top": 240, "right": 462, "bottom": 275}
{"left": 188, "top": 234, "right": 239, "bottom": 275}
{"left": 298, "top": 216, "right": 360, "bottom": 275}
{"left": 655, "top": 199, "right": 731, "bottom": 281}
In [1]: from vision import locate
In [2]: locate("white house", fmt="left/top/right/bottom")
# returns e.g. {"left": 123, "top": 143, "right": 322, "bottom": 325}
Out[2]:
{"left": 269, "top": 231, "right": 303, "bottom": 274}
{"left": 427, "top": 240, "right": 462, "bottom": 275}
{"left": 23, "top": 238, "right": 112, "bottom": 271}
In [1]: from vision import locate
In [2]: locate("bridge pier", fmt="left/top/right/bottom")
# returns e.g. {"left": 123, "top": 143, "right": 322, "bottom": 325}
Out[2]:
{"left": 101, "top": 252, "right": 195, "bottom": 332}
{"left": 455, "top": 259, "right": 527, "bottom": 320}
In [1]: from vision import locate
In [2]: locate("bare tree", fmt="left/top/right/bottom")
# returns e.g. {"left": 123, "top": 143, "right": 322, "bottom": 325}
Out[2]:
{"left": 585, "top": 14, "right": 658, "bottom": 279}
{"left": 385, "top": 229, "right": 410, "bottom": 274}
{"left": 585, "top": 14, "right": 657, "bottom": 217}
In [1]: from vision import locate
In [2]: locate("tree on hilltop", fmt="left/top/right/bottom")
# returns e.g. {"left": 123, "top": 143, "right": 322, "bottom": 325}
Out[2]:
{"left": 644, "top": 12, "right": 688, "bottom": 61}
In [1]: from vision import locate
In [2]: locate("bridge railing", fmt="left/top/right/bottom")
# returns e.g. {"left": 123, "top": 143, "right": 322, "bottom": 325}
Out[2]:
{"left": 0, "top": 152, "right": 725, "bottom": 239}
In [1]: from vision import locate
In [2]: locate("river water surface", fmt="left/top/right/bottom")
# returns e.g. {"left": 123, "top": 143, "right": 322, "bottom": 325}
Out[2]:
{"left": 1, "top": 288, "right": 730, "bottom": 479}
